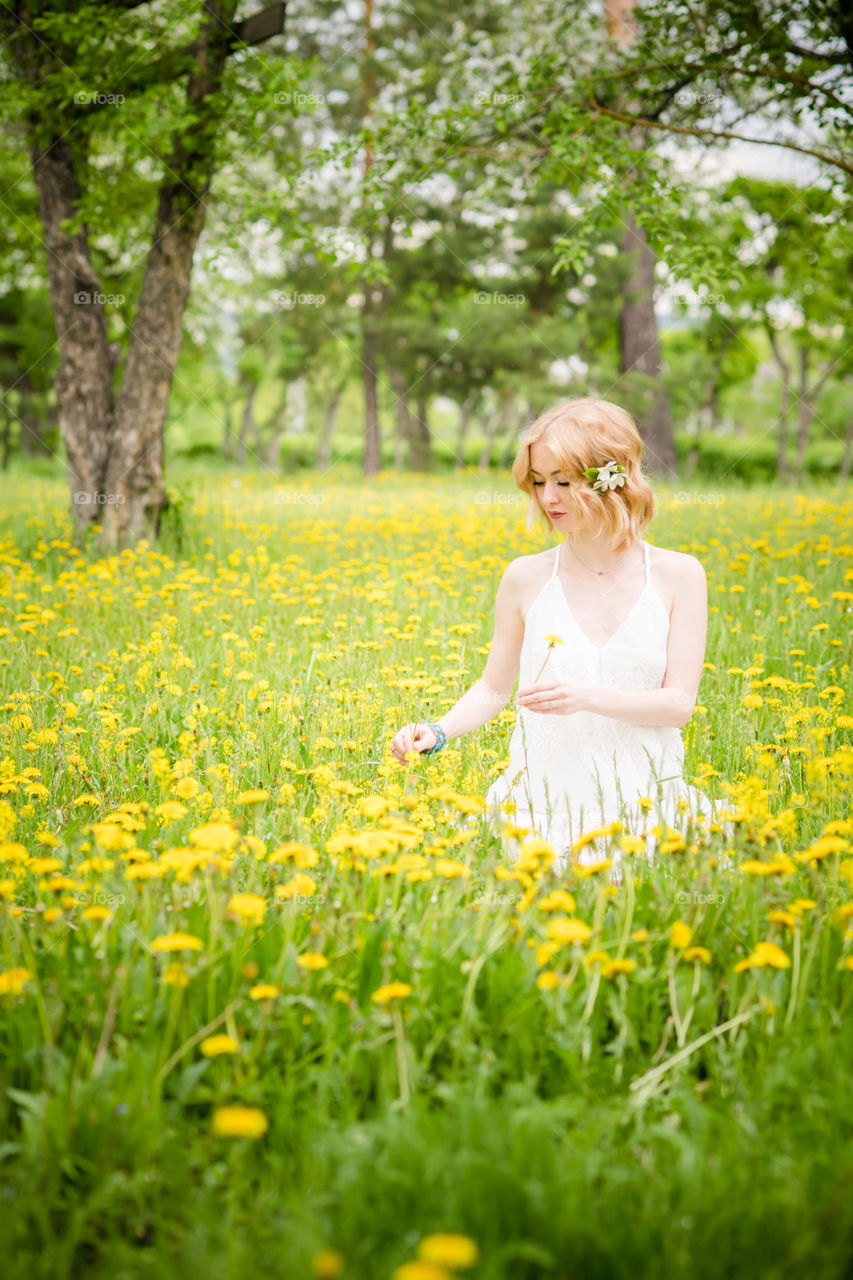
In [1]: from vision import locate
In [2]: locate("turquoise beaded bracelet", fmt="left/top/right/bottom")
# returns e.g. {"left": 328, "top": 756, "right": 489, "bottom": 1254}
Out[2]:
{"left": 421, "top": 722, "right": 447, "bottom": 755}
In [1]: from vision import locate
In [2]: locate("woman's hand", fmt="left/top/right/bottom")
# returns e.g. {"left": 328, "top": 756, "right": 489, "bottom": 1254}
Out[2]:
{"left": 390, "top": 722, "right": 438, "bottom": 763}
{"left": 515, "top": 681, "right": 591, "bottom": 716}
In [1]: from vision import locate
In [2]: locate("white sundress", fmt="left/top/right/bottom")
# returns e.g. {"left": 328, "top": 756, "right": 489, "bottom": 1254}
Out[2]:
{"left": 483, "top": 539, "right": 721, "bottom": 876}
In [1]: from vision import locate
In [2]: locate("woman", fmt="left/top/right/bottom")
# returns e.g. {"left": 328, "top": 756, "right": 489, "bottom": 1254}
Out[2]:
{"left": 390, "top": 396, "right": 719, "bottom": 874}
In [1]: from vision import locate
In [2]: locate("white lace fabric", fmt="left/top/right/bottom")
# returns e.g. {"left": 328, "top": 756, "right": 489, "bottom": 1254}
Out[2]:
{"left": 483, "top": 539, "right": 720, "bottom": 873}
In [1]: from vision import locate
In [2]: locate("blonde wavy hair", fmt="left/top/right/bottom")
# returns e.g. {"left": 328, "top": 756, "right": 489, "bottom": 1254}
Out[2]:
{"left": 511, "top": 397, "right": 657, "bottom": 554}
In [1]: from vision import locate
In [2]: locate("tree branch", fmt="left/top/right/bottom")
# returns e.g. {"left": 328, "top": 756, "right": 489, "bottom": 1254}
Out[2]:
{"left": 585, "top": 90, "right": 853, "bottom": 176}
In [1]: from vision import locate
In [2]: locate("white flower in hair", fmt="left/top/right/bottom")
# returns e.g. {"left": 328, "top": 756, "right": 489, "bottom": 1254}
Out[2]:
{"left": 584, "top": 460, "right": 627, "bottom": 492}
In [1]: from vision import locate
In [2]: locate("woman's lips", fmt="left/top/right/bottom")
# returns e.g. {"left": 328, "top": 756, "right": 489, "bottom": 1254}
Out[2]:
{"left": 548, "top": 511, "right": 565, "bottom": 517}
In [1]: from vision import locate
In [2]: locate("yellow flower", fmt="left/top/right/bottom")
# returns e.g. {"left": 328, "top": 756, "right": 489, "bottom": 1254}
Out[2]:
{"left": 753, "top": 941, "right": 791, "bottom": 968}
{"left": 546, "top": 918, "right": 592, "bottom": 944}
{"left": 543, "top": 634, "right": 564, "bottom": 648}
{"left": 235, "top": 789, "right": 270, "bottom": 804}
{"left": 200, "top": 1034, "right": 239, "bottom": 1057}
{"left": 311, "top": 1248, "right": 346, "bottom": 1279}
{"left": 227, "top": 893, "right": 266, "bottom": 926}
{"left": 189, "top": 822, "right": 240, "bottom": 851}
{"left": 619, "top": 835, "right": 646, "bottom": 855}
{"left": 735, "top": 940, "right": 791, "bottom": 972}
{"left": 669, "top": 921, "right": 692, "bottom": 949}
{"left": 164, "top": 962, "right": 189, "bottom": 987}
{"left": 632, "top": 928, "right": 649, "bottom": 942}
{"left": 249, "top": 983, "right": 280, "bottom": 999}
{"left": 211, "top": 1106, "right": 268, "bottom": 1138}
{"left": 0, "top": 967, "right": 32, "bottom": 995}
{"left": 838, "top": 956, "right": 853, "bottom": 972}
{"left": 392, "top": 1263, "right": 451, "bottom": 1280}
{"left": 372, "top": 981, "right": 413, "bottom": 1004}
{"left": 793, "top": 835, "right": 849, "bottom": 862}
{"left": 149, "top": 931, "right": 205, "bottom": 953}
{"left": 434, "top": 859, "right": 471, "bottom": 879}
{"left": 296, "top": 953, "right": 328, "bottom": 971}
{"left": 682, "top": 946, "right": 712, "bottom": 964}
{"left": 767, "top": 909, "right": 797, "bottom": 928}
{"left": 416, "top": 1233, "right": 479, "bottom": 1268}
{"left": 81, "top": 905, "right": 111, "bottom": 922}
{"left": 537, "top": 890, "right": 577, "bottom": 913}
{"left": 601, "top": 957, "right": 637, "bottom": 979}
{"left": 536, "top": 970, "right": 560, "bottom": 990}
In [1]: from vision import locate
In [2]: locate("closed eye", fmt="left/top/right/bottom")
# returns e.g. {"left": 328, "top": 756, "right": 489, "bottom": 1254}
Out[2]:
{"left": 531, "top": 481, "right": 570, "bottom": 487}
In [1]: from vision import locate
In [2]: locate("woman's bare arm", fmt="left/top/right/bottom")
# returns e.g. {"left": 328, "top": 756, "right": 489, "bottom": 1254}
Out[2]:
{"left": 390, "top": 561, "right": 527, "bottom": 761}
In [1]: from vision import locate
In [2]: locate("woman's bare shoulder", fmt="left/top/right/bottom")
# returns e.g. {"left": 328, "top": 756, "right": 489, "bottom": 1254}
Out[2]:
{"left": 648, "top": 544, "right": 706, "bottom": 611}
{"left": 649, "top": 543, "right": 706, "bottom": 578}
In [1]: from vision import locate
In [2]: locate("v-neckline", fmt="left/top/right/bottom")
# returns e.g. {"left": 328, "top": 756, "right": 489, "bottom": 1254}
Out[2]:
{"left": 552, "top": 541, "right": 651, "bottom": 651}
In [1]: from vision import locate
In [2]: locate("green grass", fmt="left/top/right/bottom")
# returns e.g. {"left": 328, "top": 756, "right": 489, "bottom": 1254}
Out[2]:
{"left": 1, "top": 463, "right": 852, "bottom": 1279}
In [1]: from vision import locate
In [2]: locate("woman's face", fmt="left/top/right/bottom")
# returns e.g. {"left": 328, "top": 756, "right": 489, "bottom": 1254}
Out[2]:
{"left": 529, "top": 440, "right": 575, "bottom": 530}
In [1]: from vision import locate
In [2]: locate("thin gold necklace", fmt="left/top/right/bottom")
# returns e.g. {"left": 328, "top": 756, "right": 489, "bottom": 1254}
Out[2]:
{"left": 567, "top": 539, "right": 633, "bottom": 577}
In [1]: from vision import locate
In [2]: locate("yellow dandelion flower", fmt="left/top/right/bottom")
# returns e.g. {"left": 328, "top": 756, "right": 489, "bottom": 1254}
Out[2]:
{"left": 538, "top": 890, "right": 577, "bottom": 913}
{"left": 81, "top": 905, "right": 111, "bottom": 922}
{"left": 235, "top": 789, "right": 270, "bottom": 804}
{"left": 669, "top": 921, "right": 692, "bottom": 949}
{"left": 838, "top": 956, "right": 853, "bottom": 972}
{"left": 601, "top": 957, "right": 637, "bottom": 979}
{"left": 536, "top": 970, "right": 560, "bottom": 990}
{"left": 311, "top": 1248, "right": 346, "bottom": 1280}
{"left": 536, "top": 941, "right": 561, "bottom": 966}
{"left": 416, "top": 1233, "right": 479, "bottom": 1268}
{"left": 543, "top": 634, "right": 564, "bottom": 648}
{"left": 767, "top": 909, "right": 797, "bottom": 928}
{"left": 200, "top": 1034, "right": 239, "bottom": 1057}
{"left": 632, "top": 928, "right": 649, "bottom": 942}
{"left": 682, "top": 946, "right": 712, "bottom": 964}
{"left": 149, "top": 932, "right": 205, "bottom": 953}
{"left": 372, "top": 981, "right": 413, "bottom": 1004}
{"left": 296, "top": 953, "right": 328, "bottom": 971}
{"left": 164, "top": 962, "right": 189, "bottom": 987}
{"left": 434, "top": 859, "right": 471, "bottom": 879}
{"left": 753, "top": 941, "right": 791, "bottom": 968}
{"left": 0, "top": 967, "right": 32, "bottom": 995}
{"left": 190, "top": 822, "right": 240, "bottom": 851}
{"left": 573, "top": 858, "right": 612, "bottom": 877}
{"left": 249, "top": 984, "right": 281, "bottom": 999}
{"left": 392, "top": 1263, "right": 451, "bottom": 1280}
{"left": 211, "top": 1106, "right": 268, "bottom": 1138}
{"left": 226, "top": 893, "right": 266, "bottom": 926}
{"left": 546, "top": 918, "right": 592, "bottom": 945}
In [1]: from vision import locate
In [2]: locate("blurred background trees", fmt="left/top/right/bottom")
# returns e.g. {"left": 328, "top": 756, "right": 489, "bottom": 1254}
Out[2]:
{"left": 1, "top": 0, "right": 851, "bottom": 545}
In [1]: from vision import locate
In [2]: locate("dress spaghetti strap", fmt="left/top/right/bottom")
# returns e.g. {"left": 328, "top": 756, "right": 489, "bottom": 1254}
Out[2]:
{"left": 551, "top": 543, "right": 562, "bottom": 577}
{"left": 642, "top": 540, "right": 650, "bottom": 587}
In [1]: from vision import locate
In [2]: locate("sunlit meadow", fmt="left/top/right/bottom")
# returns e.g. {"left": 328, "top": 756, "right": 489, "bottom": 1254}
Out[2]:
{"left": 2, "top": 461, "right": 853, "bottom": 1280}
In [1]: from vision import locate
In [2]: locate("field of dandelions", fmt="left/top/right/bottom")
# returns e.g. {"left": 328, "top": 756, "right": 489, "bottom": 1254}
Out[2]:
{"left": 2, "top": 459, "right": 853, "bottom": 1280}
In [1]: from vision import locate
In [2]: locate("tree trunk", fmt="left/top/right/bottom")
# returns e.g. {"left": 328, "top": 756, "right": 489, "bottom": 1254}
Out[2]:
{"left": 362, "top": 314, "right": 381, "bottom": 475}
{"left": 316, "top": 377, "right": 346, "bottom": 471}
{"left": 839, "top": 407, "right": 853, "bottom": 482}
{"left": 28, "top": 132, "right": 115, "bottom": 536}
{"left": 410, "top": 394, "right": 431, "bottom": 471}
{"left": 478, "top": 394, "right": 515, "bottom": 469}
{"left": 793, "top": 349, "right": 835, "bottom": 485}
{"left": 605, "top": 0, "right": 677, "bottom": 477}
{"left": 455, "top": 392, "right": 477, "bottom": 469}
{"left": 99, "top": 0, "right": 241, "bottom": 547}
{"left": 236, "top": 379, "right": 256, "bottom": 465}
{"left": 617, "top": 208, "right": 678, "bottom": 474}
{"left": 389, "top": 367, "right": 414, "bottom": 470}
{"left": 766, "top": 325, "right": 792, "bottom": 481}
{"left": 223, "top": 393, "right": 234, "bottom": 461}
{"left": 0, "top": 412, "right": 12, "bottom": 469}
{"left": 265, "top": 393, "right": 287, "bottom": 470}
